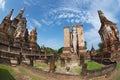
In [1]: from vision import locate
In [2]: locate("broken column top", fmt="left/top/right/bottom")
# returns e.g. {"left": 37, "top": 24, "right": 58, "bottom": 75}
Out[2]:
{"left": 98, "top": 10, "right": 116, "bottom": 25}
{"left": 72, "top": 24, "right": 83, "bottom": 27}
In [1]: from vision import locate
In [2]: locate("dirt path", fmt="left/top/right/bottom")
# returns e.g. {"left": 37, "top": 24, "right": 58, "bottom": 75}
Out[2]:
{"left": 11, "top": 65, "right": 120, "bottom": 80}
{"left": 107, "top": 69, "right": 120, "bottom": 80}
{"left": 12, "top": 65, "right": 57, "bottom": 80}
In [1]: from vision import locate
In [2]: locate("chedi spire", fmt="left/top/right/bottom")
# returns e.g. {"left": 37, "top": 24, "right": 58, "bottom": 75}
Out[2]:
{"left": 16, "top": 7, "right": 25, "bottom": 19}
{"left": 4, "top": 9, "right": 14, "bottom": 20}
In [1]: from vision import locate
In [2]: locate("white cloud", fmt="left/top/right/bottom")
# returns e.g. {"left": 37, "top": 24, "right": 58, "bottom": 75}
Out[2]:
{"left": 31, "top": 18, "right": 42, "bottom": 29}
{"left": 41, "top": 19, "right": 53, "bottom": 25}
{"left": 26, "top": 17, "right": 42, "bottom": 34}
{"left": 23, "top": 1, "right": 31, "bottom": 6}
{"left": 84, "top": 0, "right": 120, "bottom": 50}
{"left": 23, "top": 0, "right": 39, "bottom": 6}
{"left": 48, "top": 7, "right": 90, "bottom": 25}
{"left": 24, "top": 0, "right": 120, "bottom": 50}
{"left": 40, "top": 0, "right": 120, "bottom": 50}
{"left": 0, "top": 0, "right": 5, "bottom": 10}
{"left": 84, "top": 28, "right": 101, "bottom": 50}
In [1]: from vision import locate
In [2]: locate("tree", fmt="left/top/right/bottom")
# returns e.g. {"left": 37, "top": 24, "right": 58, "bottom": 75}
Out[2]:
{"left": 45, "top": 47, "right": 57, "bottom": 53}
{"left": 84, "top": 41, "right": 87, "bottom": 49}
{"left": 98, "top": 42, "right": 102, "bottom": 49}
{"left": 57, "top": 47, "right": 63, "bottom": 54}
{"left": 96, "top": 42, "right": 102, "bottom": 52}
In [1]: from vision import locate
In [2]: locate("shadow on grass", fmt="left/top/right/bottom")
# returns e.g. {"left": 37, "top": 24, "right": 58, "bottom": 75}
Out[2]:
{"left": 0, "top": 68, "right": 15, "bottom": 80}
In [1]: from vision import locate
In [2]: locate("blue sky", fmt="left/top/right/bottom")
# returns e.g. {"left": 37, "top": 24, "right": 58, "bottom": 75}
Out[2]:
{"left": 0, "top": 0, "right": 120, "bottom": 50}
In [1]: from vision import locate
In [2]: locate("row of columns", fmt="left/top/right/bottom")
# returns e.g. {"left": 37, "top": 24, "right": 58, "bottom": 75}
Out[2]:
{"left": 16, "top": 52, "right": 56, "bottom": 73}
{"left": 17, "top": 52, "right": 34, "bottom": 66}
{"left": 16, "top": 53, "right": 86, "bottom": 74}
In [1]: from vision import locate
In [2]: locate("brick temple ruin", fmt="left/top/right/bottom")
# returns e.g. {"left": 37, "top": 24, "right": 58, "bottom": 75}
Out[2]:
{"left": 0, "top": 8, "right": 39, "bottom": 50}
{"left": 90, "top": 10, "right": 120, "bottom": 63}
{"left": 0, "top": 8, "right": 120, "bottom": 79}
{"left": 0, "top": 8, "right": 55, "bottom": 66}
{"left": 61, "top": 10, "right": 120, "bottom": 67}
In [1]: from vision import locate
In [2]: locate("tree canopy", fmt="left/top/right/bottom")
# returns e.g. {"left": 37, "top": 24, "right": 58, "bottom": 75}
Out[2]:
{"left": 57, "top": 47, "right": 63, "bottom": 54}
{"left": 96, "top": 42, "right": 102, "bottom": 52}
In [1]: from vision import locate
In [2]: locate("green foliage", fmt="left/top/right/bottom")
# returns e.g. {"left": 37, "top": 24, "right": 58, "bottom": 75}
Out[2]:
{"left": 116, "top": 76, "right": 120, "bottom": 80}
{"left": 34, "top": 61, "right": 49, "bottom": 69}
{"left": 57, "top": 47, "right": 63, "bottom": 54}
{"left": 96, "top": 49, "right": 100, "bottom": 52}
{"left": 45, "top": 47, "right": 57, "bottom": 53}
{"left": 0, "top": 64, "right": 16, "bottom": 80}
{"left": 75, "top": 67, "right": 82, "bottom": 74}
{"left": 85, "top": 61, "right": 102, "bottom": 70}
{"left": 98, "top": 43, "right": 102, "bottom": 49}
{"left": 96, "top": 42, "right": 102, "bottom": 52}
{"left": 116, "top": 64, "right": 120, "bottom": 70}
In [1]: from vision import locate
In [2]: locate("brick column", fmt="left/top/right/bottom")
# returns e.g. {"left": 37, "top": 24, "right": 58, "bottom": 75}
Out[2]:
{"left": 63, "top": 26, "right": 71, "bottom": 54}
{"left": 49, "top": 55, "right": 55, "bottom": 73}
{"left": 76, "top": 25, "right": 86, "bottom": 55}
{"left": 29, "top": 57, "right": 34, "bottom": 66}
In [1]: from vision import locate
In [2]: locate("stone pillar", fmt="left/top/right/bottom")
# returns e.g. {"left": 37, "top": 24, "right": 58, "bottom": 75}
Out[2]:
{"left": 76, "top": 25, "right": 86, "bottom": 55}
{"left": 29, "top": 57, "right": 34, "bottom": 66}
{"left": 61, "top": 58, "right": 65, "bottom": 67}
{"left": 80, "top": 54, "right": 85, "bottom": 66}
{"left": 63, "top": 26, "right": 71, "bottom": 54}
{"left": 49, "top": 56, "right": 55, "bottom": 73}
{"left": 81, "top": 63, "right": 87, "bottom": 76}
{"left": 17, "top": 52, "right": 22, "bottom": 65}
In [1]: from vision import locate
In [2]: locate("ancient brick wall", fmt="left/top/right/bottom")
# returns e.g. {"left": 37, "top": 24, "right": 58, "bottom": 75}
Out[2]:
{"left": 86, "top": 62, "right": 116, "bottom": 78}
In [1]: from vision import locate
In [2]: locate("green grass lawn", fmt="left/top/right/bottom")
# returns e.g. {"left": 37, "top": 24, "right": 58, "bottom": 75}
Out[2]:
{"left": 0, "top": 64, "right": 44, "bottom": 80}
{"left": 116, "top": 76, "right": 120, "bottom": 80}
{"left": 116, "top": 63, "right": 120, "bottom": 70}
{"left": 35, "top": 60, "right": 102, "bottom": 72}
{"left": 85, "top": 61, "right": 102, "bottom": 70}
{"left": 115, "top": 63, "right": 120, "bottom": 80}
{"left": 0, "top": 64, "right": 16, "bottom": 80}
{"left": 75, "top": 67, "right": 82, "bottom": 74}
{"left": 34, "top": 61, "right": 49, "bottom": 70}
{"left": 19, "top": 66, "right": 44, "bottom": 80}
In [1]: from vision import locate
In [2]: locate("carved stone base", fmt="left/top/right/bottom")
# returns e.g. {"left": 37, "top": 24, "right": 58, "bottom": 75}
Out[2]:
{"left": 63, "top": 47, "right": 71, "bottom": 53}
{"left": 70, "top": 54, "right": 79, "bottom": 61}
{"left": 78, "top": 46, "right": 86, "bottom": 55}
{"left": 62, "top": 47, "right": 71, "bottom": 58}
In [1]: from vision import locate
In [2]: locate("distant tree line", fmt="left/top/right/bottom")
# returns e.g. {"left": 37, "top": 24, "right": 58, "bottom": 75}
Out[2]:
{"left": 40, "top": 46, "right": 63, "bottom": 54}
